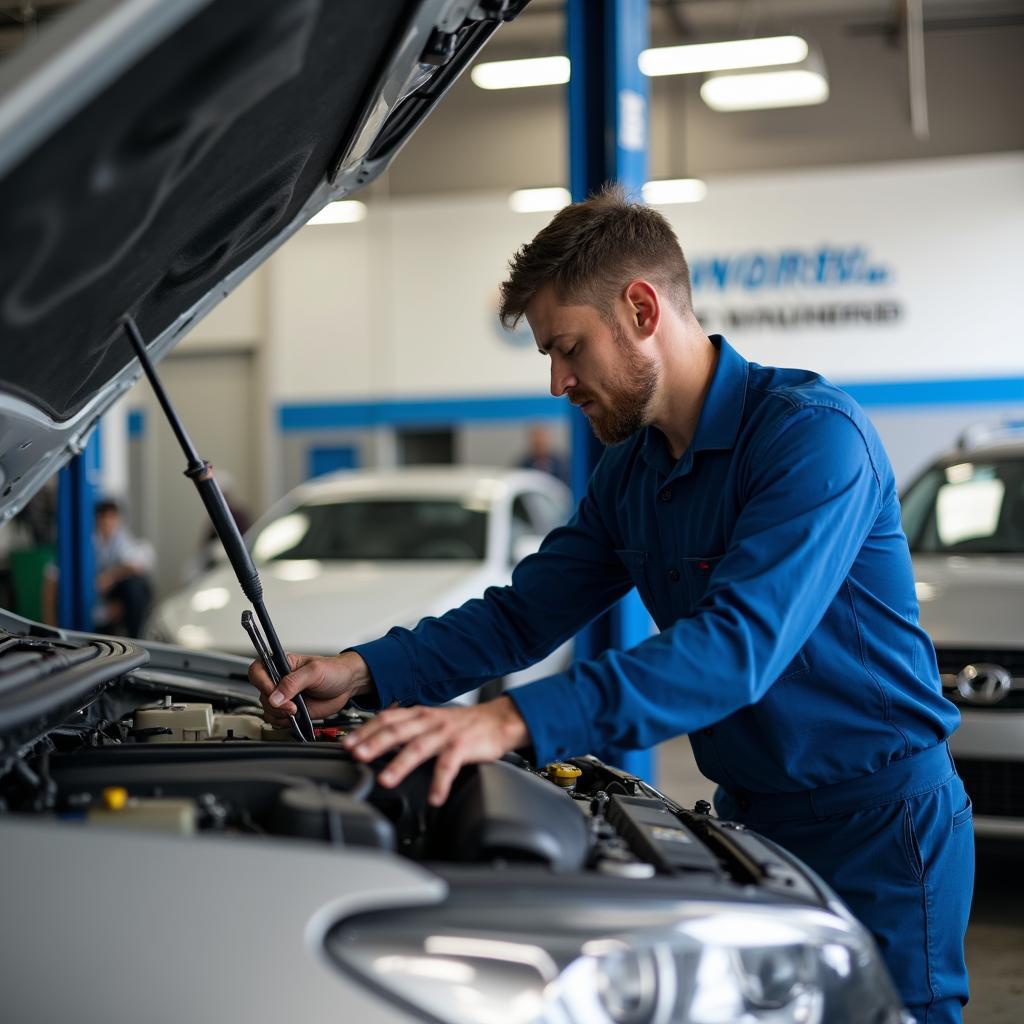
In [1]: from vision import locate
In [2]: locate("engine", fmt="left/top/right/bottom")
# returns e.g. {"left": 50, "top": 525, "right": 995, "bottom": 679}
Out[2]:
{"left": 0, "top": 661, "right": 821, "bottom": 901}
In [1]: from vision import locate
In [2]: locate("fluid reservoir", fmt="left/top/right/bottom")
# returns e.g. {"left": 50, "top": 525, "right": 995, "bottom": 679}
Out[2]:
{"left": 133, "top": 701, "right": 267, "bottom": 741}
{"left": 133, "top": 701, "right": 215, "bottom": 742}
{"left": 87, "top": 789, "right": 197, "bottom": 834}
{"left": 545, "top": 763, "right": 583, "bottom": 790}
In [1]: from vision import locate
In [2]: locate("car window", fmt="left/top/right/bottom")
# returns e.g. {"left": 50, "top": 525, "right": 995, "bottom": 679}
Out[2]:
{"left": 508, "top": 491, "right": 570, "bottom": 565}
{"left": 508, "top": 496, "right": 534, "bottom": 560}
{"left": 251, "top": 499, "right": 486, "bottom": 561}
{"left": 520, "top": 490, "right": 570, "bottom": 534}
{"left": 901, "top": 457, "right": 1024, "bottom": 554}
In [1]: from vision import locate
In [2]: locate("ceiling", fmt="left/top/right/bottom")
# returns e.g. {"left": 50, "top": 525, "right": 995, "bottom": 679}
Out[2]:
{"left": 491, "top": 0, "right": 1024, "bottom": 52}
{"left": 381, "top": 0, "right": 1024, "bottom": 196}
{"left": 2, "top": 1, "right": 1022, "bottom": 195}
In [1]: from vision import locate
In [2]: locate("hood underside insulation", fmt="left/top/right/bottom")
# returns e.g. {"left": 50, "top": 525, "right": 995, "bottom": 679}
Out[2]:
{"left": 0, "top": 0, "right": 416, "bottom": 422}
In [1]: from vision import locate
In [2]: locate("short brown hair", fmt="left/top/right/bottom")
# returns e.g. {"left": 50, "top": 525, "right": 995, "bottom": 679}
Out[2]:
{"left": 499, "top": 184, "right": 692, "bottom": 329}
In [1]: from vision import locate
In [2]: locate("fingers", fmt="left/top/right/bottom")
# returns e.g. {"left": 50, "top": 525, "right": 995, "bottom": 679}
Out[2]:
{"left": 247, "top": 658, "right": 274, "bottom": 697}
{"left": 345, "top": 707, "right": 447, "bottom": 793}
{"left": 250, "top": 665, "right": 300, "bottom": 719}
{"left": 430, "top": 749, "right": 464, "bottom": 807}
{"left": 267, "top": 658, "right": 322, "bottom": 714}
{"left": 380, "top": 733, "right": 448, "bottom": 792}
{"left": 343, "top": 706, "right": 477, "bottom": 806}
{"left": 249, "top": 653, "right": 308, "bottom": 719}
{"left": 343, "top": 706, "right": 426, "bottom": 761}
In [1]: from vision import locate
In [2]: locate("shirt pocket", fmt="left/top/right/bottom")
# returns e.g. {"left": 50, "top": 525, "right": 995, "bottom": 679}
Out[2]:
{"left": 682, "top": 554, "right": 723, "bottom": 610}
{"left": 614, "top": 548, "right": 655, "bottom": 609}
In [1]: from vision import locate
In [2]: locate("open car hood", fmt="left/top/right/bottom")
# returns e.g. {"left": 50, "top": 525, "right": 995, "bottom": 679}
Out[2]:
{"left": 0, "top": 0, "right": 527, "bottom": 522}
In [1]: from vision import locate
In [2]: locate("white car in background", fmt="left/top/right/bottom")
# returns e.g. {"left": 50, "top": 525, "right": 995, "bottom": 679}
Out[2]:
{"left": 901, "top": 423, "right": 1024, "bottom": 838}
{"left": 147, "top": 466, "right": 573, "bottom": 690}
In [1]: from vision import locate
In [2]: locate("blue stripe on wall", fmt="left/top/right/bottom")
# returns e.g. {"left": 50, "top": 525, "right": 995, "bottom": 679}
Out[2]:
{"left": 842, "top": 376, "right": 1024, "bottom": 408}
{"left": 277, "top": 376, "right": 1024, "bottom": 432}
{"left": 279, "top": 395, "right": 566, "bottom": 431}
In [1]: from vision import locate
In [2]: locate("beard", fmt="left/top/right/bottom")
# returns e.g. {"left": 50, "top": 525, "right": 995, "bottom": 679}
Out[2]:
{"left": 574, "top": 324, "right": 659, "bottom": 446}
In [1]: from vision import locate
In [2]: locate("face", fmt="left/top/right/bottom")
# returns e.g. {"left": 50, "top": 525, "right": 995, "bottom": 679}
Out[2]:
{"left": 96, "top": 509, "right": 120, "bottom": 541}
{"left": 526, "top": 286, "right": 659, "bottom": 446}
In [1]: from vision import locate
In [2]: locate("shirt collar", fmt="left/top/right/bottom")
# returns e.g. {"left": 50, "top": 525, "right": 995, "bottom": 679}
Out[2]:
{"left": 691, "top": 334, "right": 748, "bottom": 454}
{"left": 639, "top": 334, "right": 748, "bottom": 476}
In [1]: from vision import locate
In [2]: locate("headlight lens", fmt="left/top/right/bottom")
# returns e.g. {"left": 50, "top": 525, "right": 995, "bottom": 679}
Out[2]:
{"left": 327, "top": 898, "right": 908, "bottom": 1024}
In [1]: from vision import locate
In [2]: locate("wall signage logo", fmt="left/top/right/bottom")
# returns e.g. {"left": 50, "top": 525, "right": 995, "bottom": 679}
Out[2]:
{"left": 691, "top": 244, "right": 903, "bottom": 332}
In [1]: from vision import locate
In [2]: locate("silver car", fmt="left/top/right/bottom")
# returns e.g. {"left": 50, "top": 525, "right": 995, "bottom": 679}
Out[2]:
{"left": 902, "top": 424, "right": 1024, "bottom": 838}
{"left": 0, "top": 2, "right": 908, "bottom": 1021}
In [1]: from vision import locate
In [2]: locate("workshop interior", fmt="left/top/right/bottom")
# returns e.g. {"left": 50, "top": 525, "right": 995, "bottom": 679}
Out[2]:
{"left": 0, "top": 2, "right": 1021, "bottom": 1022}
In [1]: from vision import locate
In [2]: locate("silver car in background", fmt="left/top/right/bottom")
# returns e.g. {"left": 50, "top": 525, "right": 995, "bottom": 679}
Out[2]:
{"left": 902, "top": 423, "right": 1024, "bottom": 838}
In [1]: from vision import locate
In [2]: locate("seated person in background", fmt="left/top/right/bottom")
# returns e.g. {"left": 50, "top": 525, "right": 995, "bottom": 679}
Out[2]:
{"left": 517, "top": 424, "right": 569, "bottom": 484}
{"left": 94, "top": 498, "right": 154, "bottom": 637}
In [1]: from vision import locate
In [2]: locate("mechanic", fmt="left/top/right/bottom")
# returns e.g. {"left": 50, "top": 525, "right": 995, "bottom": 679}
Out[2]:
{"left": 250, "top": 187, "right": 973, "bottom": 1023}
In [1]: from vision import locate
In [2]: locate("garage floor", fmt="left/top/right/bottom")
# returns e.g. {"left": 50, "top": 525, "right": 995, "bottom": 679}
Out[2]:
{"left": 656, "top": 737, "right": 1024, "bottom": 1023}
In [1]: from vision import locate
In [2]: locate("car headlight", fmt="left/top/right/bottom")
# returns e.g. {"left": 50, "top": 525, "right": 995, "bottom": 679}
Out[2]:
{"left": 327, "top": 897, "right": 909, "bottom": 1024}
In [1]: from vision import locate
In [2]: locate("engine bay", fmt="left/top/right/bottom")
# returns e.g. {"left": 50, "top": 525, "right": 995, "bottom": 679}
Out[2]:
{"left": 0, "top": 628, "right": 823, "bottom": 905}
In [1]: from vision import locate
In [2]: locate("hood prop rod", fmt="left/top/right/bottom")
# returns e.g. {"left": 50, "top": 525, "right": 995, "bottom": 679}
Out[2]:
{"left": 120, "top": 316, "right": 314, "bottom": 743}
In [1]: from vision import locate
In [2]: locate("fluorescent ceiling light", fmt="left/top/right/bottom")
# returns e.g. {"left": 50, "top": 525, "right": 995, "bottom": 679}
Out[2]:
{"left": 511, "top": 181, "right": 706, "bottom": 213}
{"left": 472, "top": 56, "right": 570, "bottom": 90}
{"left": 307, "top": 200, "right": 367, "bottom": 226}
{"left": 701, "top": 68, "right": 829, "bottom": 111}
{"left": 509, "top": 187, "right": 571, "bottom": 213}
{"left": 642, "top": 178, "right": 707, "bottom": 205}
{"left": 639, "top": 36, "right": 808, "bottom": 77}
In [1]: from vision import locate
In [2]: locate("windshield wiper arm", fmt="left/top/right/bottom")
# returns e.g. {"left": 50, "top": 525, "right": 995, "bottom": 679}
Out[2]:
{"left": 120, "top": 316, "right": 314, "bottom": 743}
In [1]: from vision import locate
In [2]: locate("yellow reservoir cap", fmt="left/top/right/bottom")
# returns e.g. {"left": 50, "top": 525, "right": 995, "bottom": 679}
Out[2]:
{"left": 546, "top": 763, "right": 582, "bottom": 787}
{"left": 101, "top": 787, "right": 129, "bottom": 811}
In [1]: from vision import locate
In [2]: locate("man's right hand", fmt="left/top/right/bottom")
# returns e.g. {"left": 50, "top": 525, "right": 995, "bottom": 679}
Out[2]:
{"left": 247, "top": 650, "right": 376, "bottom": 726}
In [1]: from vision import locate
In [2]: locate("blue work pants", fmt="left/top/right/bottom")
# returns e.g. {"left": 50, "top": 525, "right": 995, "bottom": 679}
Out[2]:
{"left": 717, "top": 743, "right": 974, "bottom": 1024}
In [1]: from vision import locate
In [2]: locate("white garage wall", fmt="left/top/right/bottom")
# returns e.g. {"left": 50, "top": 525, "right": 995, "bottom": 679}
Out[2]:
{"left": 141, "top": 152, "right": 1021, "bottom": 507}
{"left": 270, "top": 152, "right": 1023, "bottom": 400}
{"left": 673, "top": 154, "right": 1023, "bottom": 382}
{"left": 256, "top": 152, "right": 1020, "bottom": 487}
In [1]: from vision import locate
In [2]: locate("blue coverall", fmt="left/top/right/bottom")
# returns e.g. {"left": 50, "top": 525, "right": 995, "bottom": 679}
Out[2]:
{"left": 355, "top": 335, "right": 974, "bottom": 1023}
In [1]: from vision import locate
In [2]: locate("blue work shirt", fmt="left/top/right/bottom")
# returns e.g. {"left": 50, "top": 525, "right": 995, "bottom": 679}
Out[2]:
{"left": 354, "top": 336, "right": 959, "bottom": 795}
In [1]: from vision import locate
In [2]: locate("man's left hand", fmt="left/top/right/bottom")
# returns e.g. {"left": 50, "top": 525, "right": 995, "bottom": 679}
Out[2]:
{"left": 342, "top": 696, "right": 530, "bottom": 806}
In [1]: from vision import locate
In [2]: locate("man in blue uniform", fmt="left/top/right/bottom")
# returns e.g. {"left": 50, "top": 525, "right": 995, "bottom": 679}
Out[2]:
{"left": 250, "top": 188, "right": 973, "bottom": 1022}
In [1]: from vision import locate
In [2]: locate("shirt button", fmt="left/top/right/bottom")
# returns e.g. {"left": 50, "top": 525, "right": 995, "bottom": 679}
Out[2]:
{"left": 702, "top": 727, "right": 713, "bottom": 736}
{"left": 668, "top": 568, "right": 680, "bottom": 582}
{"left": 659, "top": 489, "right": 673, "bottom": 503}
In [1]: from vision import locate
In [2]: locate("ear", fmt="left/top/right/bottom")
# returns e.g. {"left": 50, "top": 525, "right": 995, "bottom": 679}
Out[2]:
{"left": 624, "top": 279, "right": 660, "bottom": 339}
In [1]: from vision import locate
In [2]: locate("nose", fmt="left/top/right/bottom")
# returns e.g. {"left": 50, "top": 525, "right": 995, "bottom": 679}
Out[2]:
{"left": 549, "top": 356, "right": 577, "bottom": 398}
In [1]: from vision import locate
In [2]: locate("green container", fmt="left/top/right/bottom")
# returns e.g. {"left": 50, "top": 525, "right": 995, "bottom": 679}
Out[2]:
{"left": 10, "top": 544, "right": 56, "bottom": 622}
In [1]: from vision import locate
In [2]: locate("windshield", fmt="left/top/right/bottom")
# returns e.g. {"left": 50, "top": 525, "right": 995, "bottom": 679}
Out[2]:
{"left": 901, "top": 456, "right": 1024, "bottom": 555}
{"left": 251, "top": 498, "right": 487, "bottom": 562}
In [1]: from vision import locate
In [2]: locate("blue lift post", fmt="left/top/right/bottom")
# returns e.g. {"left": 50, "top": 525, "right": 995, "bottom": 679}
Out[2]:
{"left": 567, "top": 0, "right": 655, "bottom": 782}
{"left": 56, "top": 430, "right": 101, "bottom": 631}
